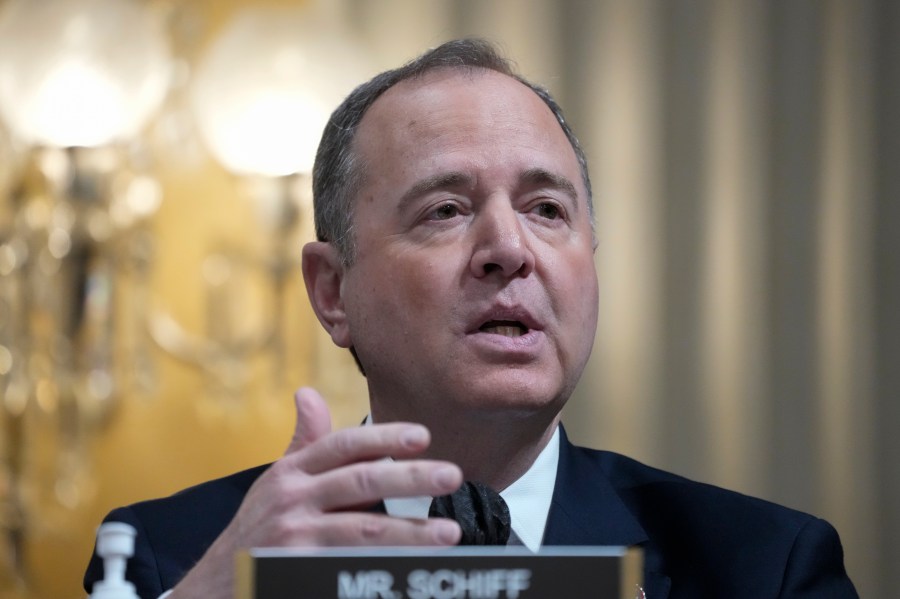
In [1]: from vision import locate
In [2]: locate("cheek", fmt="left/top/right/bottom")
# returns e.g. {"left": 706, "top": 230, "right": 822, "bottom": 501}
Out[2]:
{"left": 346, "top": 254, "right": 450, "bottom": 337}
{"left": 383, "top": 254, "right": 449, "bottom": 321}
{"left": 554, "top": 252, "right": 599, "bottom": 330}
{"left": 400, "top": 258, "right": 444, "bottom": 308}
{"left": 579, "top": 258, "right": 600, "bottom": 310}
{"left": 578, "top": 265, "right": 600, "bottom": 323}
{"left": 579, "top": 280, "right": 600, "bottom": 348}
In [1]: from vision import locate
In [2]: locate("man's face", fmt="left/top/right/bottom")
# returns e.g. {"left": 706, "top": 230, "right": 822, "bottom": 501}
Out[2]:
{"left": 337, "top": 69, "right": 598, "bottom": 424}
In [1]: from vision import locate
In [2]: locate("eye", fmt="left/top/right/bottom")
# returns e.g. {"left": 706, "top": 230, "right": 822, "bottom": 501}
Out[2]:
{"left": 430, "top": 202, "right": 460, "bottom": 220}
{"left": 533, "top": 202, "right": 561, "bottom": 220}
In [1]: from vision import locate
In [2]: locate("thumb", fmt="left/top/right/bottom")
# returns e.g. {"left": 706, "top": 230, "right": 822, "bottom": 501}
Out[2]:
{"left": 285, "top": 387, "right": 333, "bottom": 456}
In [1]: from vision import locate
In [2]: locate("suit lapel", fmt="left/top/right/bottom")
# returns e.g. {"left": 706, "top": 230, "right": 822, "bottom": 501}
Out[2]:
{"left": 543, "top": 428, "right": 671, "bottom": 598}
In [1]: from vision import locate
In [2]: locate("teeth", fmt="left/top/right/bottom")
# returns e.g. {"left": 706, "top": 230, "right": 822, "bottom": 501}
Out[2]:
{"left": 484, "top": 325, "right": 524, "bottom": 337}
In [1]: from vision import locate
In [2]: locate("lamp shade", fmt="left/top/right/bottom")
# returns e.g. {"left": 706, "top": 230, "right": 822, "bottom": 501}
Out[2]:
{"left": 190, "top": 8, "right": 366, "bottom": 177}
{"left": 0, "top": 0, "right": 170, "bottom": 148}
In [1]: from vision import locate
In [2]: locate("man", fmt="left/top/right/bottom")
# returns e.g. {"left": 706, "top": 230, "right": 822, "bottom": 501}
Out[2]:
{"left": 85, "top": 39, "right": 857, "bottom": 598}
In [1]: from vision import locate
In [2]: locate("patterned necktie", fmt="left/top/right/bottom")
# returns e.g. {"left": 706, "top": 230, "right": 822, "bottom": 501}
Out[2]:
{"left": 428, "top": 481, "right": 511, "bottom": 545}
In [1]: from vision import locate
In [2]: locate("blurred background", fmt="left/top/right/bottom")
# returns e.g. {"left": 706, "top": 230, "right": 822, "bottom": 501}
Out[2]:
{"left": 0, "top": 0, "right": 896, "bottom": 597}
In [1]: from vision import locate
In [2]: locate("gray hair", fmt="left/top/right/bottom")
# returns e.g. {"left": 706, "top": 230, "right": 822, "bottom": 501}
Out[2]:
{"left": 312, "top": 38, "right": 593, "bottom": 266}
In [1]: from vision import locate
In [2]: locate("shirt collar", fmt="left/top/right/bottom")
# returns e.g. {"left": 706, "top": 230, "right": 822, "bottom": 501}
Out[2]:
{"left": 500, "top": 425, "right": 559, "bottom": 551}
{"left": 378, "top": 419, "right": 560, "bottom": 552}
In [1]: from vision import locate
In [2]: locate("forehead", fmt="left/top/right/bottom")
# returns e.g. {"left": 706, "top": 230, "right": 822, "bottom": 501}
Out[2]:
{"left": 363, "top": 67, "right": 552, "bottom": 130}
{"left": 352, "top": 68, "right": 583, "bottom": 195}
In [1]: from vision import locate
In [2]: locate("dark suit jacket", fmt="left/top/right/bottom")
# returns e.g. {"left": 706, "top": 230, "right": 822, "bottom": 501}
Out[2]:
{"left": 84, "top": 428, "right": 857, "bottom": 598}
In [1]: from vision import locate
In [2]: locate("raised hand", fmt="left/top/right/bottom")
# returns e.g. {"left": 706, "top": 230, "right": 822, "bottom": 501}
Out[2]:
{"left": 169, "top": 388, "right": 463, "bottom": 599}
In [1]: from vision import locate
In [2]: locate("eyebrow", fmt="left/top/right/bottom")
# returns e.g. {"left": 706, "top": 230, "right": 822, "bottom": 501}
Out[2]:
{"left": 521, "top": 168, "right": 579, "bottom": 204}
{"left": 397, "top": 171, "right": 474, "bottom": 211}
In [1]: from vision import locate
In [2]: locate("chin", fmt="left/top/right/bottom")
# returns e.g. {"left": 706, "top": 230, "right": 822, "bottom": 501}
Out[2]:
{"left": 453, "top": 376, "right": 567, "bottom": 417}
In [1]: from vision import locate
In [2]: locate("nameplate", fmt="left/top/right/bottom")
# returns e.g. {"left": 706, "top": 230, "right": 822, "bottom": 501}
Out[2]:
{"left": 236, "top": 546, "right": 642, "bottom": 599}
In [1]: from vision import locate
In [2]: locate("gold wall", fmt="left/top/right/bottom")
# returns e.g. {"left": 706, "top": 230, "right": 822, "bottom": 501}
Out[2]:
{"left": 2, "top": 2, "right": 372, "bottom": 597}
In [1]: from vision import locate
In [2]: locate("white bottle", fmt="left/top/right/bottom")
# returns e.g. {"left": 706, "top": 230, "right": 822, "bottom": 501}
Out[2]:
{"left": 88, "top": 522, "right": 140, "bottom": 599}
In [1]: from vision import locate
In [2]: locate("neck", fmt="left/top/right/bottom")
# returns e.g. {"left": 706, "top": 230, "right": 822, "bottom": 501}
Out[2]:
{"left": 372, "top": 403, "right": 560, "bottom": 491}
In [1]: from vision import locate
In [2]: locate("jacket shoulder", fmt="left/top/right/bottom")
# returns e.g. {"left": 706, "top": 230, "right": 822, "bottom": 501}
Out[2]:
{"left": 570, "top": 446, "right": 856, "bottom": 597}
{"left": 577, "top": 445, "right": 817, "bottom": 535}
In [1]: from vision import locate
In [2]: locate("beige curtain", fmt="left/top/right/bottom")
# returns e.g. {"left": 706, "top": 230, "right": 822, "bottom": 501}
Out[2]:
{"left": 344, "top": 0, "right": 898, "bottom": 596}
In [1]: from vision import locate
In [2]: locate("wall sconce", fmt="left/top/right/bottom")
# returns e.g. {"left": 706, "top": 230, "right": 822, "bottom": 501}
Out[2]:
{"left": 0, "top": 0, "right": 170, "bottom": 586}
{"left": 148, "top": 6, "right": 366, "bottom": 393}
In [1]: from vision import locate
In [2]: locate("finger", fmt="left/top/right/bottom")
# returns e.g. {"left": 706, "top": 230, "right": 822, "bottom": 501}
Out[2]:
{"left": 292, "top": 423, "right": 433, "bottom": 474}
{"left": 308, "top": 460, "right": 463, "bottom": 511}
{"left": 285, "top": 513, "right": 461, "bottom": 547}
{"left": 286, "top": 387, "right": 333, "bottom": 456}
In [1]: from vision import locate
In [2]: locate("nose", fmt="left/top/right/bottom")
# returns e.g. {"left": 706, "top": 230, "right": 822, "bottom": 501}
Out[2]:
{"left": 469, "top": 201, "right": 536, "bottom": 279}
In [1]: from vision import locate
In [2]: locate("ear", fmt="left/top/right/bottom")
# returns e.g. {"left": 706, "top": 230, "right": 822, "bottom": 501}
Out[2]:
{"left": 301, "top": 241, "right": 352, "bottom": 348}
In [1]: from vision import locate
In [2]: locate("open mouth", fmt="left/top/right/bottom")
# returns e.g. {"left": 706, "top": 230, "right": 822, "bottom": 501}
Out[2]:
{"left": 479, "top": 320, "right": 528, "bottom": 338}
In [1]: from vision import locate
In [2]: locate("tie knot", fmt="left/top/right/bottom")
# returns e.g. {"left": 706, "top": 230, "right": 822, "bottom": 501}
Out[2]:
{"left": 429, "top": 481, "right": 511, "bottom": 545}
